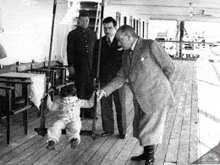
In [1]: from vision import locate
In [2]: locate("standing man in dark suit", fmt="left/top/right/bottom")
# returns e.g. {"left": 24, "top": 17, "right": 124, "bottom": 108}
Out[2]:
{"left": 67, "top": 11, "right": 96, "bottom": 118}
{"left": 93, "top": 17, "right": 127, "bottom": 139}
{"left": 97, "top": 25, "right": 175, "bottom": 165}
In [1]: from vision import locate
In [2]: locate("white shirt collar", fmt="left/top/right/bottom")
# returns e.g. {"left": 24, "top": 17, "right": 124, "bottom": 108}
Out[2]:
{"left": 131, "top": 38, "right": 138, "bottom": 51}
{"left": 107, "top": 35, "right": 115, "bottom": 43}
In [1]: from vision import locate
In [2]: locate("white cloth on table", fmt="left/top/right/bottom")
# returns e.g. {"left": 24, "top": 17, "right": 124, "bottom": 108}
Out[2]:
{"left": 0, "top": 72, "right": 46, "bottom": 109}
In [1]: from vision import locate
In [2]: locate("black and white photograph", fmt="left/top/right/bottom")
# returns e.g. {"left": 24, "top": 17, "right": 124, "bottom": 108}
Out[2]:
{"left": 0, "top": 0, "right": 220, "bottom": 164}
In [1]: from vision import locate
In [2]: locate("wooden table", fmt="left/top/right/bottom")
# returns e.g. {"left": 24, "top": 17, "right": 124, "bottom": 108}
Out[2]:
{"left": 0, "top": 72, "right": 46, "bottom": 109}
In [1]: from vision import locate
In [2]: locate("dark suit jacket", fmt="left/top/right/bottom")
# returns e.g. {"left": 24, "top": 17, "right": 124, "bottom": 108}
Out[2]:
{"left": 67, "top": 26, "right": 96, "bottom": 79}
{"left": 93, "top": 36, "right": 123, "bottom": 85}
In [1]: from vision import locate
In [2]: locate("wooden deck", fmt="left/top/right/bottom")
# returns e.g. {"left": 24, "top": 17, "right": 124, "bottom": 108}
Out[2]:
{"left": 0, "top": 59, "right": 220, "bottom": 165}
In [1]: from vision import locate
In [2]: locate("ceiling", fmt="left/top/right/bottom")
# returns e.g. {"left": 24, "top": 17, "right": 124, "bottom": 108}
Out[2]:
{"left": 105, "top": 0, "right": 220, "bottom": 22}
{"left": 2, "top": 0, "right": 220, "bottom": 23}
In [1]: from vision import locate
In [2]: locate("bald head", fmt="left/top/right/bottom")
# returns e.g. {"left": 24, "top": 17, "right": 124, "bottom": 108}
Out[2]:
{"left": 117, "top": 25, "right": 137, "bottom": 37}
{"left": 116, "top": 25, "right": 138, "bottom": 50}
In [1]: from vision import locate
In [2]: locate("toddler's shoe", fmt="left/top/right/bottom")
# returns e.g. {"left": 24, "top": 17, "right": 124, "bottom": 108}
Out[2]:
{"left": 70, "top": 138, "right": 80, "bottom": 149}
{"left": 46, "top": 140, "right": 55, "bottom": 150}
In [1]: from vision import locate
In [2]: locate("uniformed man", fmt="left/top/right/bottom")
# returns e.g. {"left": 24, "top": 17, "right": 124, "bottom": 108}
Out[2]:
{"left": 67, "top": 11, "right": 96, "bottom": 118}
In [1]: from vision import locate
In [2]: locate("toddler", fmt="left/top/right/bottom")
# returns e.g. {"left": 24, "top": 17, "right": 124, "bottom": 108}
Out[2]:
{"left": 46, "top": 86, "right": 95, "bottom": 150}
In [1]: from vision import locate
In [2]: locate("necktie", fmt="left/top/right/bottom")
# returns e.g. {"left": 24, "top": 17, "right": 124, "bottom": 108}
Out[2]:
{"left": 129, "top": 49, "right": 133, "bottom": 64}
{"left": 107, "top": 38, "right": 111, "bottom": 46}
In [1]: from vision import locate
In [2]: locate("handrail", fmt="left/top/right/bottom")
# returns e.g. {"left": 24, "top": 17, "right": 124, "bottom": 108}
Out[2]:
{"left": 156, "top": 40, "right": 219, "bottom": 45}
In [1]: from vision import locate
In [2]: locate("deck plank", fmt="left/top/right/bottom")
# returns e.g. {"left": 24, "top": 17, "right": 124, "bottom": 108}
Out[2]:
{"left": 3, "top": 113, "right": 62, "bottom": 164}
{"left": 177, "top": 61, "right": 194, "bottom": 165}
{"left": 125, "top": 142, "right": 141, "bottom": 165}
{"left": 0, "top": 109, "right": 58, "bottom": 164}
{"left": 112, "top": 135, "right": 138, "bottom": 165}
{"left": 189, "top": 61, "right": 199, "bottom": 164}
{"left": 73, "top": 106, "right": 134, "bottom": 165}
{"left": 33, "top": 119, "right": 94, "bottom": 165}
{"left": 165, "top": 61, "right": 191, "bottom": 164}
{"left": 50, "top": 123, "right": 102, "bottom": 164}
{"left": 99, "top": 112, "right": 134, "bottom": 165}
{"left": 155, "top": 60, "right": 189, "bottom": 165}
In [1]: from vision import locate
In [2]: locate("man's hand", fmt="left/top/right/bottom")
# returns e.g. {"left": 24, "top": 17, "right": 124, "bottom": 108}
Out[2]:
{"left": 96, "top": 89, "right": 106, "bottom": 101}
{"left": 68, "top": 66, "right": 74, "bottom": 75}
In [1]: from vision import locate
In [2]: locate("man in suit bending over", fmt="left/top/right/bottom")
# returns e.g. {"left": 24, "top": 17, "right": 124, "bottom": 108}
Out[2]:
{"left": 97, "top": 25, "right": 175, "bottom": 165}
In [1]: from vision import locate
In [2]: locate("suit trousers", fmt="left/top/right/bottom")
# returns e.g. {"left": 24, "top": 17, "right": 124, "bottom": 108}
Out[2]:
{"left": 101, "top": 86, "right": 127, "bottom": 135}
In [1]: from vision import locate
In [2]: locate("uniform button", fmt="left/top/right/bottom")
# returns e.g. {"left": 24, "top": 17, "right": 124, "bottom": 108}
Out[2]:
{"left": 86, "top": 45, "right": 88, "bottom": 47}
{"left": 86, "top": 50, "right": 88, "bottom": 53}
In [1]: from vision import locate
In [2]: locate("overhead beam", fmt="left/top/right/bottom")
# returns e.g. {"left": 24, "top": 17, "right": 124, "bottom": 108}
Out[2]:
{"left": 106, "top": 2, "right": 220, "bottom": 10}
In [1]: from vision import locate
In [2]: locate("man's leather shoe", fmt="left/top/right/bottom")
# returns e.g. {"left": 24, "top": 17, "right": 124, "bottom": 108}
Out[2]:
{"left": 145, "top": 157, "right": 154, "bottom": 165}
{"left": 117, "top": 134, "right": 127, "bottom": 139}
{"left": 101, "top": 131, "right": 113, "bottom": 137}
{"left": 131, "top": 145, "right": 155, "bottom": 162}
{"left": 131, "top": 154, "right": 146, "bottom": 161}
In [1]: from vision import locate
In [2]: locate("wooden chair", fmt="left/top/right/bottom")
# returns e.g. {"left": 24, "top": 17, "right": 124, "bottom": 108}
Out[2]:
{"left": 43, "top": 65, "right": 74, "bottom": 87}
{"left": 0, "top": 79, "right": 33, "bottom": 144}
{"left": 29, "top": 67, "right": 56, "bottom": 100}
{"left": 15, "top": 61, "right": 32, "bottom": 73}
{"left": 30, "top": 63, "right": 75, "bottom": 98}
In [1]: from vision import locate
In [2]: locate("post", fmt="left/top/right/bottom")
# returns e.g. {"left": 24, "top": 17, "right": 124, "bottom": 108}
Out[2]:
{"left": 35, "top": 0, "right": 57, "bottom": 136}
{"left": 179, "top": 21, "right": 184, "bottom": 58}
{"left": 91, "top": 0, "right": 105, "bottom": 139}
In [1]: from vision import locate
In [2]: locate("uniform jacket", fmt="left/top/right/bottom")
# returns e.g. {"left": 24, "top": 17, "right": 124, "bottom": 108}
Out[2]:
{"left": 93, "top": 36, "right": 123, "bottom": 84}
{"left": 67, "top": 26, "right": 96, "bottom": 78}
{"left": 103, "top": 38, "right": 175, "bottom": 145}
{"left": 47, "top": 95, "right": 94, "bottom": 122}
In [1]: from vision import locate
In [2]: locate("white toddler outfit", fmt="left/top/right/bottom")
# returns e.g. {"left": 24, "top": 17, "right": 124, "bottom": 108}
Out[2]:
{"left": 46, "top": 95, "right": 94, "bottom": 143}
